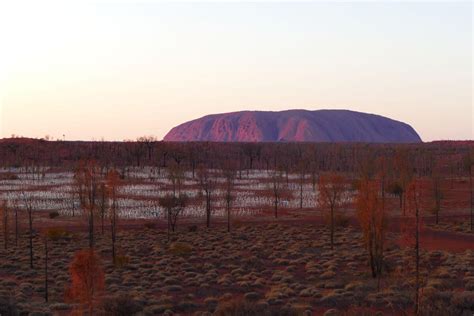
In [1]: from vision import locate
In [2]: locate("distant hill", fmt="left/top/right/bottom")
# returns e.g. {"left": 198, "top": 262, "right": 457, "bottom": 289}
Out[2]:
{"left": 163, "top": 109, "right": 422, "bottom": 143}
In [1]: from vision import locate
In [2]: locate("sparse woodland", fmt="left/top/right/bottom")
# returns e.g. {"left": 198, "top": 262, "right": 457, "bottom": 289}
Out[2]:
{"left": 0, "top": 138, "right": 473, "bottom": 315}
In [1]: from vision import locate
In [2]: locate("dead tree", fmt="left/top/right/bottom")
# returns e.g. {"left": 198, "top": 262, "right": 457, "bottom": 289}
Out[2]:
{"left": 21, "top": 189, "right": 35, "bottom": 268}
{"left": 318, "top": 173, "right": 347, "bottom": 250}
{"left": 106, "top": 169, "right": 121, "bottom": 265}
{"left": 197, "top": 166, "right": 215, "bottom": 228}
{"left": 222, "top": 163, "right": 236, "bottom": 232}
{"left": 44, "top": 235, "right": 49, "bottom": 302}
{"left": 75, "top": 160, "right": 100, "bottom": 248}
{"left": 1, "top": 200, "right": 8, "bottom": 250}
{"left": 270, "top": 170, "right": 289, "bottom": 219}
{"left": 159, "top": 194, "right": 188, "bottom": 241}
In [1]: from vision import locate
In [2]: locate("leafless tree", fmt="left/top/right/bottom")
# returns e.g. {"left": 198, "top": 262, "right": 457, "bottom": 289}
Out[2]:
{"left": 270, "top": 170, "right": 290, "bottom": 219}
{"left": 21, "top": 188, "right": 35, "bottom": 268}
{"left": 75, "top": 160, "right": 100, "bottom": 248}
{"left": 106, "top": 169, "right": 121, "bottom": 265}
{"left": 198, "top": 165, "right": 215, "bottom": 228}
{"left": 159, "top": 194, "right": 188, "bottom": 241}
{"left": 222, "top": 163, "right": 236, "bottom": 232}
{"left": 1, "top": 200, "right": 8, "bottom": 250}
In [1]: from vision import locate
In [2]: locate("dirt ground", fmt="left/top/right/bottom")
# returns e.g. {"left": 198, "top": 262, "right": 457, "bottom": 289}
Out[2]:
{"left": 0, "top": 213, "right": 473, "bottom": 316}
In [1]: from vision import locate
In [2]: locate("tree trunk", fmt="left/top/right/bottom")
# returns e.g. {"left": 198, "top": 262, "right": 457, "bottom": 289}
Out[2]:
{"left": 44, "top": 237, "right": 48, "bottom": 302}
{"left": 415, "top": 197, "right": 420, "bottom": 315}
{"left": 470, "top": 167, "right": 473, "bottom": 231}
{"left": 227, "top": 202, "right": 231, "bottom": 233}
{"left": 89, "top": 208, "right": 94, "bottom": 248}
{"left": 330, "top": 206, "right": 334, "bottom": 250}
{"left": 300, "top": 182, "right": 303, "bottom": 209}
{"left": 15, "top": 208, "right": 18, "bottom": 247}
{"left": 28, "top": 211, "right": 33, "bottom": 269}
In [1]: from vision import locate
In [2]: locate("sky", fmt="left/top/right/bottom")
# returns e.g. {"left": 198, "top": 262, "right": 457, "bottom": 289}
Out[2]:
{"left": 0, "top": 1, "right": 472, "bottom": 142}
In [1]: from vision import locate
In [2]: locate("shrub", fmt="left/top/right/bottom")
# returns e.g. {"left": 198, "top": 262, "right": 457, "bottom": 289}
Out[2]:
{"left": 46, "top": 227, "right": 72, "bottom": 241}
{"left": 0, "top": 173, "right": 19, "bottom": 180}
{"left": 115, "top": 255, "right": 130, "bottom": 268}
{"left": 334, "top": 212, "right": 350, "bottom": 228}
{"left": 214, "top": 298, "right": 298, "bottom": 316}
{"left": 49, "top": 211, "right": 60, "bottom": 219}
{"left": 322, "top": 211, "right": 350, "bottom": 228}
{"left": 144, "top": 222, "right": 156, "bottom": 229}
{"left": 66, "top": 249, "right": 105, "bottom": 315}
{"left": 102, "top": 294, "right": 143, "bottom": 316}
{"left": 169, "top": 242, "right": 193, "bottom": 256}
{"left": 0, "top": 296, "right": 18, "bottom": 316}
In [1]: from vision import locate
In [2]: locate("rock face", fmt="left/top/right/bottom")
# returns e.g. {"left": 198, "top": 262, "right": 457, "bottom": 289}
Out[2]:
{"left": 163, "top": 110, "right": 422, "bottom": 143}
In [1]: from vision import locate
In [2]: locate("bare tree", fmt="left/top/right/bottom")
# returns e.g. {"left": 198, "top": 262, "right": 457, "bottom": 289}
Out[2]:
{"left": 168, "top": 161, "right": 185, "bottom": 197}
{"left": 222, "top": 163, "right": 236, "bottom": 232}
{"left": 431, "top": 167, "right": 443, "bottom": 225}
{"left": 1, "top": 200, "right": 8, "bottom": 250}
{"left": 98, "top": 182, "right": 108, "bottom": 234}
{"left": 464, "top": 151, "right": 474, "bottom": 231}
{"left": 75, "top": 160, "right": 100, "bottom": 248}
{"left": 106, "top": 169, "right": 121, "bottom": 265}
{"left": 159, "top": 194, "right": 188, "bottom": 241}
{"left": 13, "top": 200, "right": 19, "bottom": 247}
{"left": 270, "top": 170, "right": 289, "bottom": 219}
{"left": 21, "top": 189, "right": 35, "bottom": 268}
{"left": 44, "top": 234, "right": 49, "bottom": 302}
{"left": 406, "top": 179, "right": 423, "bottom": 315}
{"left": 198, "top": 165, "right": 215, "bottom": 228}
{"left": 318, "top": 173, "right": 347, "bottom": 249}
{"left": 297, "top": 161, "right": 307, "bottom": 209}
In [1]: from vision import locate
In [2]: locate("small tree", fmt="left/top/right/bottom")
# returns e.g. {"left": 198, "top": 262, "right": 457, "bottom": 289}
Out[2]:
{"left": 431, "top": 171, "right": 443, "bottom": 225}
{"left": 167, "top": 161, "right": 185, "bottom": 197}
{"left": 463, "top": 151, "right": 473, "bottom": 231}
{"left": 270, "top": 170, "right": 289, "bottom": 219}
{"left": 21, "top": 189, "right": 35, "bottom": 268}
{"left": 13, "top": 200, "right": 19, "bottom": 247}
{"left": 356, "top": 179, "right": 385, "bottom": 280}
{"left": 404, "top": 179, "right": 423, "bottom": 315}
{"left": 106, "top": 169, "right": 121, "bottom": 265}
{"left": 75, "top": 160, "right": 100, "bottom": 248}
{"left": 297, "top": 161, "right": 307, "bottom": 209}
{"left": 318, "top": 173, "right": 347, "bottom": 250}
{"left": 159, "top": 194, "right": 188, "bottom": 241}
{"left": 1, "top": 200, "right": 8, "bottom": 250}
{"left": 44, "top": 234, "right": 49, "bottom": 302}
{"left": 222, "top": 163, "right": 236, "bottom": 232}
{"left": 197, "top": 165, "right": 215, "bottom": 228}
{"left": 98, "top": 182, "right": 108, "bottom": 235}
{"left": 67, "top": 249, "right": 105, "bottom": 315}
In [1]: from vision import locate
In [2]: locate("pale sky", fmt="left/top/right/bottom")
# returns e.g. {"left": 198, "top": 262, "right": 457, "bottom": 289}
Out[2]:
{"left": 0, "top": 1, "right": 472, "bottom": 141}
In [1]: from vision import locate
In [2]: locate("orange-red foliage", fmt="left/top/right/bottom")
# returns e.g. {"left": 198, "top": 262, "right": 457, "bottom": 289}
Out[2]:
{"left": 356, "top": 179, "right": 385, "bottom": 278}
{"left": 66, "top": 249, "right": 105, "bottom": 314}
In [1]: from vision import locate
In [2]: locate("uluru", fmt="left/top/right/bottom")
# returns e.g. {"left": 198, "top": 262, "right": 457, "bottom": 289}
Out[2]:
{"left": 163, "top": 109, "right": 422, "bottom": 143}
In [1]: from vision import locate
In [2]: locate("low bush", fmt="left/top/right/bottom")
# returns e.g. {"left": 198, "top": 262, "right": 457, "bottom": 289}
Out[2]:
{"left": 0, "top": 296, "right": 18, "bottom": 316}
{"left": 144, "top": 222, "right": 156, "bottom": 229}
{"left": 102, "top": 294, "right": 143, "bottom": 316}
{"left": 0, "top": 173, "right": 19, "bottom": 180}
{"left": 214, "top": 298, "right": 299, "bottom": 316}
{"left": 46, "top": 227, "right": 72, "bottom": 241}
{"left": 49, "top": 211, "right": 60, "bottom": 219}
{"left": 169, "top": 242, "right": 193, "bottom": 256}
{"left": 115, "top": 255, "right": 130, "bottom": 268}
